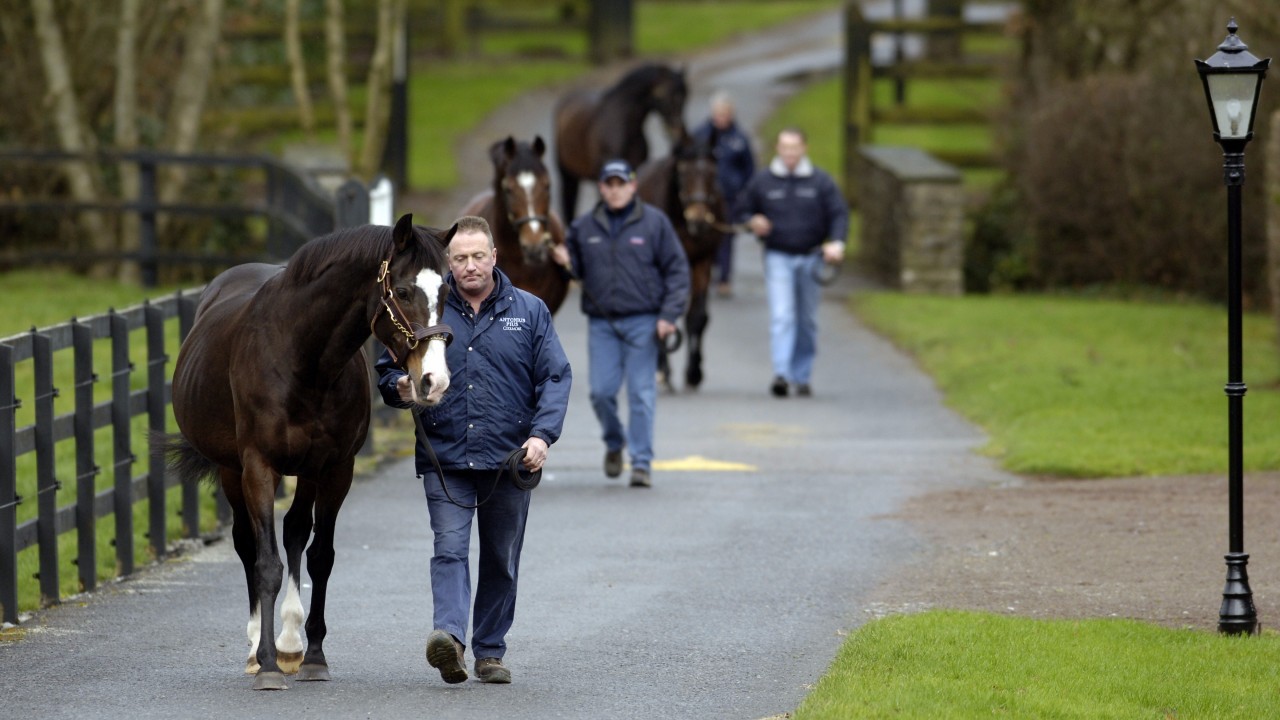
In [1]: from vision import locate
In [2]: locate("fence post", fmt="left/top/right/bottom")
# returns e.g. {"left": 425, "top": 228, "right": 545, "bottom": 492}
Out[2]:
{"left": 843, "top": 1, "right": 872, "bottom": 209}
{"left": 381, "top": 11, "right": 409, "bottom": 190}
{"left": 72, "top": 320, "right": 97, "bottom": 593}
{"left": 589, "top": 0, "right": 633, "bottom": 64}
{"left": 145, "top": 302, "right": 167, "bottom": 560}
{"left": 138, "top": 158, "right": 159, "bottom": 289}
{"left": 109, "top": 310, "right": 134, "bottom": 576}
{"left": 335, "top": 179, "right": 370, "bottom": 228}
{"left": 0, "top": 343, "right": 18, "bottom": 624}
{"left": 369, "top": 176, "right": 394, "bottom": 226}
{"left": 32, "top": 330, "right": 59, "bottom": 605}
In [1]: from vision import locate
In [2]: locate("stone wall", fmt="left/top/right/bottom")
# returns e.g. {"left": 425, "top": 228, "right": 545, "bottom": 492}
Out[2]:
{"left": 858, "top": 146, "right": 964, "bottom": 295}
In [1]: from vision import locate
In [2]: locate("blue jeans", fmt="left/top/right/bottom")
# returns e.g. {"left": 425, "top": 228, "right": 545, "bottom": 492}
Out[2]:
{"left": 763, "top": 249, "right": 822, "bottom": 384}
{"left": 422, "top": 469, "right": 531, "bottom": 660}
{"left": 588, "top": 314, "right": 659, "bottom": 471}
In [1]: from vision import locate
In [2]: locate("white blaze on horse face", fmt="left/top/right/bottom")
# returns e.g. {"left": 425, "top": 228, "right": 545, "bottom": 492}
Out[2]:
{"left": 414, "top": 268, "right": 450, "bottom": 404}
{"left": 517, "top": 171, "right": 542, "bottom": 235}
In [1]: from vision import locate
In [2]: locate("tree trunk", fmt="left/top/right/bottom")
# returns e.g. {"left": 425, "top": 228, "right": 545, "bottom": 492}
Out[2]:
{"left": 357, "top": 0, "right": 401, "bottom": 180}
{"left": 160, "top": 0, "right": 224, "bottom": 205}
{"left": 114, "top": 0, "right": 142, "bottom": 284}
{"left": 285, "top": 0, "right": 315, "bottom": 137}
{"left": 326, "top": 0, "right": 353, "bottom": 161}
{"left": 30, "top": 0, "right": 111, "bottom": 270}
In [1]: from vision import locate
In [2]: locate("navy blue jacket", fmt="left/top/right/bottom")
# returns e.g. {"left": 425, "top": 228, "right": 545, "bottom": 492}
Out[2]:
{"left": 375, "top": 268, "right": 571, "bottom": 474}
{"left": 734, "top": 157, "right": 849, "bottom": 256}
{"left": 565, "top": 200, "right": 690, "bottom": 323}
{"left": 692, "top": 119, "right": 755, "bottom": 203}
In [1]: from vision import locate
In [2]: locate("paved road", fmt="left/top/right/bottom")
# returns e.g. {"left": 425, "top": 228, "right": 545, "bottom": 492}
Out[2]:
{"left": 1, "top": 8, "right": 1017, "bottom": 718}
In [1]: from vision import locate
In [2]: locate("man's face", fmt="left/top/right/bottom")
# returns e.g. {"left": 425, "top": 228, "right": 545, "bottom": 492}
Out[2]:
{"left": 448, "top": 229, "right": 497, "bottom": 299}
{"left": 599, "top": 176, "right": 637, "bottom": 211}
{"left": 711, "top": 102, "right": 733, "bottom": 129}
{"left": 776, "top": 131, "right": 806, "bottom": 173}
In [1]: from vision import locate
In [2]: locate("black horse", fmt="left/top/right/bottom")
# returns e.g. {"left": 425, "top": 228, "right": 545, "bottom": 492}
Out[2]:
{"left": 160, "top": 215, "right": 455, "bottom": 690}
{"left": 637, "top": 130, "right": 727, "bottom": 391}
{"left": 553, "top": 63, "right": 687, "bottom": 220}
{"left": 460, "top": 135, "right": 570, "bottom": 315}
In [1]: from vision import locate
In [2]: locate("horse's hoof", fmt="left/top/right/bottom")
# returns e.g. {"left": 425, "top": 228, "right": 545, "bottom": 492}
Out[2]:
{"left": 297, "top": 663, "right": 331, "bottom": 682}
{"left": 252, "top": 671, "right": 288, "bottom": 691}
{"left": 277, "top": 650, "right": 304, "bottom": 675}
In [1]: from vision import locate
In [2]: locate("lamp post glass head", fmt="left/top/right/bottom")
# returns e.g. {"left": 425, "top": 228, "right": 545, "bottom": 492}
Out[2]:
{"left": 1196, "top": 18, "right": 1270, "bottom": 145}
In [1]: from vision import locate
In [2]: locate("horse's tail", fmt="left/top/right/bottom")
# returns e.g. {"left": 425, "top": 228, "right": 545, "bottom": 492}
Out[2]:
{"left": 151, "top": 431, "right": 220, "bottom": 485}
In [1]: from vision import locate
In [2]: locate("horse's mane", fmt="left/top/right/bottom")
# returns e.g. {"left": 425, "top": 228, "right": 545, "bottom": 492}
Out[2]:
{"left": 282, "top": 224, "right": 394, "bottom": 284}
{"left": 606, "top": 63, "right": 680, "bottom": 100}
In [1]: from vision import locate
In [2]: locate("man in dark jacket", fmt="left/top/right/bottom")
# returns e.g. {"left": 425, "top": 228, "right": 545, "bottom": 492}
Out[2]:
{"left": 564, "top": 159, "right": 689, "bottom": 488}
{"left": 735, "top": 127, "right": 848, "bottom": 398}
{"left": 376, "top": 215, "right": 571, "bottom": 686}
{"left": 692, "top": 90, "right": 755, "bottom": 297}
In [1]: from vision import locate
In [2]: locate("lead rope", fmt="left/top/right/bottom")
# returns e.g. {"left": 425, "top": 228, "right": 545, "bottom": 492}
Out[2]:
{"left": 412, "top": 409, "right": 539, "bottom": 509}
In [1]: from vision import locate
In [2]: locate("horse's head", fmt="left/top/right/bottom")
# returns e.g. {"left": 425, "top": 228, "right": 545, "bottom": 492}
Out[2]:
{"left": 672, "top": 132, "right": 724, "bottom": 237}
{"left": 491, "top": 136, "right": 556, "bottom": 264}
{"left": 371, "top": 214, "right": 456, "bottom": 406}
{"left": 649, "top": 65, "right": 689, "bottom": 140}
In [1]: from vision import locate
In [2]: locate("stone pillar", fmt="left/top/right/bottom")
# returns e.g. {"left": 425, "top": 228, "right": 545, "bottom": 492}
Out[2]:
{"left": 858, "top": 146, "right": 965, "bottom": 295}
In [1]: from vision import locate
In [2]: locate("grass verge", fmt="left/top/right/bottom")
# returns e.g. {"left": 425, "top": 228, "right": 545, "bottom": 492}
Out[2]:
{"left": 796, "top": 610, "right": 1280, "bottom": 719}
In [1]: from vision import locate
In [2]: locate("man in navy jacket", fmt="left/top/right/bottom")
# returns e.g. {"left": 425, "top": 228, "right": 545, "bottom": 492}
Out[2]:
{"left": 735, "top": 127, "right": 848, "bottom": 398}
{"left": 564, "top": 159, "right": 689, "bottom": 488}
{"left": 692, "top": 90, "right": 755, "bottom": 297}
{"left": 376, "top": 215, "right": 571, "bottom": 685}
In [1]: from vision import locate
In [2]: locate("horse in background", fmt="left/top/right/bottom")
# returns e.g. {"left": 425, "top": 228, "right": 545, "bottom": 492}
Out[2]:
{"left": 160, "top": 215, "right": 455, "bottom": 690}
{"left": 460, "top": 135, "right": 569, "bottom": 314}
{"left": 637, "top": 129, "right": 727, "bottom": 392}
{"left": 553, "top": 63, "right": 688, "bottom": 220}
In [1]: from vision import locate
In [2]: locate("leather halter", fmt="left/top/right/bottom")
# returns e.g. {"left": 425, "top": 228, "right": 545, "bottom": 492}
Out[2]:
{"left": 371, "top": 253, "right": 454, "bottom": 368}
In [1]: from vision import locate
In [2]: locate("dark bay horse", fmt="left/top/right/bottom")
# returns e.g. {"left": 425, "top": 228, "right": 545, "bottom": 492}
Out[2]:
{"left": 637, "top": 130, "right": 727, "bottom": 391}
{"left": 553, "top": 63, "right": 688, "bottom": 220}
{"left": 460, "top": 135, "right": 569, "bottom": 314}
{"left": 162, "top": 214, "right": 455, "bottom": 690}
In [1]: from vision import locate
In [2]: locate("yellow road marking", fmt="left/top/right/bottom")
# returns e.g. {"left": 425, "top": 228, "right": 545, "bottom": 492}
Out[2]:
{"left": 652, "top": 455, "right": 756, "bottom": 472}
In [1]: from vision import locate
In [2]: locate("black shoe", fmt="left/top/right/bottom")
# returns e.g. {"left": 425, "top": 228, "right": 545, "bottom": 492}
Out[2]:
{"left": 629, "top": 467, "right": 651, "bottom": 488}
{"left": 796, "top": 384, "right": 812, "bottom": 397}
{"left": 770, "top": 376, "right": 789, "bottom": 397}
{"left": 474, "top": 657, "right": 512, "bottom": 684}
{"left": 604, "top": 449, "right": 623, "bottom": 478}
{"left": 426, "top": 630, "right": 468, "bottom": 684}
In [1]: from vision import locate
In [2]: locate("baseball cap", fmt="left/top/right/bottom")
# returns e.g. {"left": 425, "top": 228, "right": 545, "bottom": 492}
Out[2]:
{"left": 599, "top": 159, "right": 635, "bottom": 182}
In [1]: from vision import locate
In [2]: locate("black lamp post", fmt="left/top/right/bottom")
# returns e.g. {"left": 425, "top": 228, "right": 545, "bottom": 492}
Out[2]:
{"left": 1195, "top": 18, "right": 1270, "bottom": 636}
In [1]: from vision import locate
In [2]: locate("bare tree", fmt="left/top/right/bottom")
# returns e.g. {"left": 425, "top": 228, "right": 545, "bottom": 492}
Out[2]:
{"left": 114, "top": 0, "right": 142, "bottom": 284}
{"left": 356, "top": 0, "right": 403, "bottom": 179}
{"left": 285, "top": 0, "right": 316, "bottom": 138}
{"left": 326, "top": 0, "right": 353, "bottom": 160}
{"left": 159, "top": 0, "right": 225, "bottom": 206}
{"left": 30, "top": 0, "right": 111, "bottom": 268}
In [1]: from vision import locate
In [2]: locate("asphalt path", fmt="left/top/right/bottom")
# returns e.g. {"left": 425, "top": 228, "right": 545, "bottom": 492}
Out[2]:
{"left": 1, "top": 7, "right": 1018, "bottom": 718}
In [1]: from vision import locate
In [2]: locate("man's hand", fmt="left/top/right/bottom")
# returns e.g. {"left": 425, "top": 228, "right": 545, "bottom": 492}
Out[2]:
{"left": 396, "top": 374, "right": 415, "bottom": 403}
{"left": 656, "top": 318, "right": 678, "bottom": 339}
{"left": 522, "top": 437, "right": 549, "bottom": 471}
{"left": 550, "top": 244, "right": 571, "bottom": 269}
{"left": 822, "top": 240, "right": 845, "bottom": 265}
{"left": 747, "top": 213, "right": 772, "bottom": 237}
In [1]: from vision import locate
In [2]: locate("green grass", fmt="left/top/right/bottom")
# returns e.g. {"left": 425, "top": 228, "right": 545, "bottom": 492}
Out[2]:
{"left": 636, "top": 1, "right": 837, "bottom": 56}
{"left": 854, "top": 292, "right": 1280, "bottom": 478}
{"left": 796, "top": 610, "right": 1280, "bottom": 719}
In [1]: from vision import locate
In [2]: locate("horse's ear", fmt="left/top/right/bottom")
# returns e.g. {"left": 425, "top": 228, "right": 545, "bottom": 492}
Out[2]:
{"left": 440, "top": 222, "right": 458, "bottom": 249}
{"left": 489, "top": 139, "right": 507, "bottom": 168}
{"left": 532, "top": 135, "right": 546, "bottom": 157}
{"left": 393, "top": 213, "right": 414, "bottom": 253}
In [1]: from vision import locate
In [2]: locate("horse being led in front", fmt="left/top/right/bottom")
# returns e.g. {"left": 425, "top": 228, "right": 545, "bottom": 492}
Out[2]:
{"left": 460, "top": 135, "right": 569, "bottom": 314}
{"left": 638, "top": 130, "right": 727, "bottom": 391}
{"left": 160, "top": 214, "right": 455, "bottom": 690}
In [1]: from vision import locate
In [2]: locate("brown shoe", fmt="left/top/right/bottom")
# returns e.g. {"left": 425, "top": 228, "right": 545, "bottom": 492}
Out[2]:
{"left": 426, "top": 630, "right": 468, "bottom": 684}
{"left": 474, "top": 656, "right": 512, "bottom": 684}
{"left": 604, "top": 448, "right": 623, "bottom": 478}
